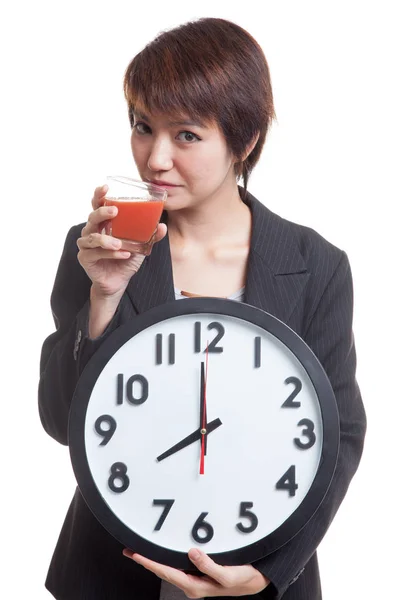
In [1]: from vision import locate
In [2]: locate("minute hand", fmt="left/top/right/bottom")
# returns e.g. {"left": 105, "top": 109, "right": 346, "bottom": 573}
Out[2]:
{"left": 156, "top": 418, "right": 222, "bottom": 463}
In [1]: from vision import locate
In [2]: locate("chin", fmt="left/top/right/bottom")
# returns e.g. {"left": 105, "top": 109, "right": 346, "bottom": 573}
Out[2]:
{"left": 164, "top": 194, "right": 194, "bottom": 212}
{"left": 164, "top": 199, "right": 185, "bottom": 212}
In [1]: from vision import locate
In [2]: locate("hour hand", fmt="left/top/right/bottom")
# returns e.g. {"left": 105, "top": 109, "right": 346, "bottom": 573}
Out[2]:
{"left": 156, "top": 418, "right": 222, "bottom": 463}
{"left": 200, "top": 361, "right": 207, "bottom": 455}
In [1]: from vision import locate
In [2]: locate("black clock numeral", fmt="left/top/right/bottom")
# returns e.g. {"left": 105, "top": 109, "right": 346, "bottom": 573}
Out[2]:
{"left": 156, "top": 333, "right": 176, "bottom": 365}
{"left": 294, "top": 418, "right": 316, "bottom": 449}
{"left": 191, "top": 512, "right": 214, "bottom": 543}
{"left": 194, "top": 321, "right": 225, "bottom": 354}
{"left": 117, "top": 373, "right": 124, "bottom": 405}
{"left": 236, "top": 502, "right": 259, "bottom": 533}
{"left": 282, "top": 377, "right": 302, "bottom": 408}
{"left": 153, "top": 499, "right": 175, "bottom": 531}
{"left": 254, "top": 336, "right": 261, "bottom": 368}
{"left": 194, "top": 322, "right": 201, "bottom": 352}
{"left": 208, "top": 322, "right": 225, "bottom": 353}
{"left": 276, "top": 465, "right": 298, "bottom": 497}
{"left": 94, "top": 415, "right": 117, "bottom": 446}
{"left": 127, "top": 375, "right": 148, "bottom": 405}
{"left": 116, "top": 374, "right": 149, "bottom": 405}
{"left": 108, "top": 462, "right": 130, "bottom": 493}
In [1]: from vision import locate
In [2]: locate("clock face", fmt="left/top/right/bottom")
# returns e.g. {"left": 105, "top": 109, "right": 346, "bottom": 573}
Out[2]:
{"left": 69, "top": 299, "right": 339, "bottom": 569}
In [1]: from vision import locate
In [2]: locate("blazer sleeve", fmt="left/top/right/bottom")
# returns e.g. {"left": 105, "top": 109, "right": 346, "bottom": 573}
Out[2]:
{"left": 38, "top": 225, "right": 132, "bottom": 446}
{"left": 254, "top": 250, "right": 367, "bottom": 599}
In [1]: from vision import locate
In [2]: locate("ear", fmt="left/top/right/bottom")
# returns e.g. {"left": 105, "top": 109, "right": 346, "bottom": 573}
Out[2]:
{"left": 242, "top": 132, "right": 260, "bottom": 161}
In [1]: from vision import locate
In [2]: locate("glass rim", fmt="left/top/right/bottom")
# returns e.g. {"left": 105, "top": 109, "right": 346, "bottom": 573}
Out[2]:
{"left": 106, "top": 175, "right": 167, "bottom": 196}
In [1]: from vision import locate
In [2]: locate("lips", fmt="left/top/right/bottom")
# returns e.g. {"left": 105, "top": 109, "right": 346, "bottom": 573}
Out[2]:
{"left": 148, "top": 179, "right": 181, "bottom": 187}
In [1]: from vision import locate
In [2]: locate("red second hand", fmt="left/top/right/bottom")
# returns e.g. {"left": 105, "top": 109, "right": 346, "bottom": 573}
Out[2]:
{"left": 199, "top": 343, "right": 209, "bottom": 475}
{"left": 199, "top": 432, "right": 205, "bottom": 474}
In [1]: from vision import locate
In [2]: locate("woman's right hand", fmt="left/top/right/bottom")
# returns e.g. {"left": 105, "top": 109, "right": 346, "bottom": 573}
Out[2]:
{"left": 77, "top": 184, "right": 167, "bottom": 299}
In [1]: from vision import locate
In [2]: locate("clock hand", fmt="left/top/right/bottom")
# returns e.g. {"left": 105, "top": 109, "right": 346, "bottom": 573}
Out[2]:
{"left": 199, "top": 362, "right": 206, "bottom": 467}
{"left": 199, "top": 348, "right": 209, "bottom": 474}
{"left": 200, "top": 361, "right": 205, "bottom": 442}
{"left": 156, "top": 418, "right": 222, "bottom": 463}
{"left": 204, "top": 345, "right": 209, "bottom": 456}
{"left": 199, "top": 345, "right": 210, "bottom": 470}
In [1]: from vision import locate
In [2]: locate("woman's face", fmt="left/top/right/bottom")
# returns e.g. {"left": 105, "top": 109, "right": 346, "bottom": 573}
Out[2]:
{"left": 130, "top": 104, "right": 237, "bottom": 211}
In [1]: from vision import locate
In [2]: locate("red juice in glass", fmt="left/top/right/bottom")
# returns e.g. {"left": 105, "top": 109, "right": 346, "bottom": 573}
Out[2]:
{"left": 105, "top": 198, "right": 165, "bottom": 242}
{"left": 104, "top": 177, "right": 167, "bottom": 254}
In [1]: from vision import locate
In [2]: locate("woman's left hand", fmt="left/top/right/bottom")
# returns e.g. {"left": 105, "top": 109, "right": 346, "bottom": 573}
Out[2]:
{"left": 123, "top": 547, "right": 270, "bottom": 597}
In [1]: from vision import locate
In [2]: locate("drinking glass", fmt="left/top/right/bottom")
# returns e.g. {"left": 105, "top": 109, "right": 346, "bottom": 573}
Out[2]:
{"left": 104, "top": 176, "right": 167, "bottom": 255}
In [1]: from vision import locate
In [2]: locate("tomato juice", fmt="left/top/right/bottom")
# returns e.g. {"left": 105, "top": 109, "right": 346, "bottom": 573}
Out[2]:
{"left": 105, "top": 198, "right": 165, "bottom": 242}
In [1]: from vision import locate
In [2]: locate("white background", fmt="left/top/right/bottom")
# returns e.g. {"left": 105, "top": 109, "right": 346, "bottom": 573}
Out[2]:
{"left": 1, "top": 1, "right": 398, "bottom": 598}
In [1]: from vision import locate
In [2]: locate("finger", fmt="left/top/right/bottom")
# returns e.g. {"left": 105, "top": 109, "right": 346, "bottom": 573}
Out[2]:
{"left": 78, "top": 248, "right": 131, "bottom": 265}
{"left": 153, "top": 222, "right": 168, "bottom": 244}
{"left": 77, "top": 231, "right": 121, "bottom": 251}
{"left": 125, "top": 553, "right": 192, "bottom": 589}
{"left": 81, "top": 205, "right": 118, "bottom": 237}
{"left": 188, "top": 549, "right": 233, "bottom": 587}
{"left": 91, "top": 184, "right": 109, "bottom": 210}
{"left": 124, "top": 551, "right": 225, "bottom": 598}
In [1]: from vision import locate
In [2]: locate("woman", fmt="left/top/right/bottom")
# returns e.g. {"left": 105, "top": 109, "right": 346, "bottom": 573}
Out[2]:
{"left": 39, "top": 17, "right": 366, "bottom": 600}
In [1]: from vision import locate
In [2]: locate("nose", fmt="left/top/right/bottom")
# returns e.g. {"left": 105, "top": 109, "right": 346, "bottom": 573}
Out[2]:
{"left": 147, "top": 137, "right": 174, "bottom": 172}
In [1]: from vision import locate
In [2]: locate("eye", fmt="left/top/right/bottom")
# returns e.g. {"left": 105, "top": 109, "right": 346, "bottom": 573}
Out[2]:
{"left": 133, "top": 122, "right": 151, "bottom": 135}
{"left": 176, "top": 131, "right": 201, "bottom": 143}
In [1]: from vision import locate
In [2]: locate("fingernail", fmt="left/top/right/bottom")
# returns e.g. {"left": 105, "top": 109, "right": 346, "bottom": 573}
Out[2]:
{"left": 123, "top": 549, "right": 133, "bottom": 558}
{"left": 112, "top": 239, "right": 121, "bottom": 248}
{"left": 189, "top": 549, "right": 200, "bottom": 560}
{"left": 108, "top": 206, "right": 116, "bottom": 215}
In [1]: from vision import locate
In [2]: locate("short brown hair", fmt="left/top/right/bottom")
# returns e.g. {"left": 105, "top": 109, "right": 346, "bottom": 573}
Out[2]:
{"left": 123, "top": 17, "right": 276, "bottom": 192}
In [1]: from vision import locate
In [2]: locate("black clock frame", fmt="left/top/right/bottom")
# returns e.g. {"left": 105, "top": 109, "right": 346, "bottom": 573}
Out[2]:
{"left": 68, "top": 298, "right": 339, "bottom": 569}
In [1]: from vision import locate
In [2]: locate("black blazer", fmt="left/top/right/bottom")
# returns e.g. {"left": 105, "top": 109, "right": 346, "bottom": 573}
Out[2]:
{"left": 39, "top": 188, "right": 366, "bottom": 600}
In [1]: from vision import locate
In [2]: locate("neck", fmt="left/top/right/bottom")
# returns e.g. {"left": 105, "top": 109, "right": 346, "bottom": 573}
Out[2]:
{"left": 167, "top": 183, "right": 250, "bottom": 248}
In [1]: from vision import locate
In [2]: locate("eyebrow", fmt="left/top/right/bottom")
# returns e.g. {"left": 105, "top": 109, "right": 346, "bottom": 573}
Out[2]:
{"left": 134, "top": 110, "right": 207, "bottom": 128}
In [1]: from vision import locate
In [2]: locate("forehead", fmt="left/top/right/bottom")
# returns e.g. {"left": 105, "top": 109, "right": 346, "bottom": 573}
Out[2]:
{"left": 132, "top": 102, "right": 212, "bottom": 129}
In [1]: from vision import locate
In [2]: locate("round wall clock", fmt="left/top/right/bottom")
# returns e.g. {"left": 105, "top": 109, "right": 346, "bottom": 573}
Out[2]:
{"left": 68, "top": 298, "right": 339, "bottom": 569}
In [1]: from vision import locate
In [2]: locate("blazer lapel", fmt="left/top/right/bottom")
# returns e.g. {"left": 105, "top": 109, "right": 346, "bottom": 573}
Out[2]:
{"left": 126, "top": 188, "right": 309, "bottom": 324}
{"left": 243, "top": 189, "right": 309, "bottom": 324}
